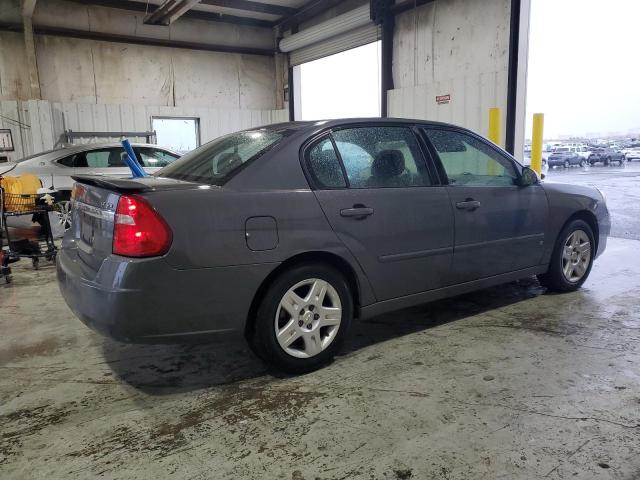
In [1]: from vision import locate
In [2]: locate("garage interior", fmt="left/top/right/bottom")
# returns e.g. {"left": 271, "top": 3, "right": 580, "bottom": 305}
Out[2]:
{"left": 1, "top": 0, "right": 639, "bottom": 479}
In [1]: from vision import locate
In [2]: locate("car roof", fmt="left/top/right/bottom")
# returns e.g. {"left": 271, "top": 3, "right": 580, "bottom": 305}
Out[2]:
{"left": 263, "top": 117, "right": 463, "bottom": 133}
{"left": 18, "top": 143, "right": 179, "bottom": 163}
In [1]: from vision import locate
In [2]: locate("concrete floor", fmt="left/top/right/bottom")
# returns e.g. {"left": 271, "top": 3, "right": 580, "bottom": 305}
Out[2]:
{"left": 1, "top": 235, "right": 639, "bottom": 479}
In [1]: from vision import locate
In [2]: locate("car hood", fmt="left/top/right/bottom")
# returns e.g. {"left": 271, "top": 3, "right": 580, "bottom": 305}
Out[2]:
{"left": 543, "top": 180, "right": 604, "bottom": 204}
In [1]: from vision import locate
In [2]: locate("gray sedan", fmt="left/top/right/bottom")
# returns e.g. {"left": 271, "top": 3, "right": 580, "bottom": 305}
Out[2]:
{"left": 57, "top": 119, "right": 610, "bottom": 373}
{"left": 0, "top": 143, "right": 180, "bottom": 229}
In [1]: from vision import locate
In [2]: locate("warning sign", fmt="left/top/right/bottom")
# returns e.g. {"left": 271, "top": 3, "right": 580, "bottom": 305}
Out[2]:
{"left": 436, "top": 94, "right": 451, "bottom": 105}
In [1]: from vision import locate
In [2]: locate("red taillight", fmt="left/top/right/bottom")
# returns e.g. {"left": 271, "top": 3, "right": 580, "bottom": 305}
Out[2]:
{"left": 112, "top": 195, "right": 172, "bottom": 258}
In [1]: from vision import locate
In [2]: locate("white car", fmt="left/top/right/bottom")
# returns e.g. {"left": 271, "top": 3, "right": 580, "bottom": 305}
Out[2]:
{"left": 623, "top": 147, "right": 640, "bottom": 161}
{"left": 0, "top": 143, "right": 180, "bottom": 229}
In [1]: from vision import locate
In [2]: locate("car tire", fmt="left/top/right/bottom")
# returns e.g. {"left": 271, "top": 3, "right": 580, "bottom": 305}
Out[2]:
{"left": 564, "top": 160, "right": 570, "bottom": 168}
{"left": 251, "top": 263, "right": 353, "bottom": 373}
{"left": 580, "top": 159, "right": 587, "bottom": 167}
{"left": 537, "top": 219, "right": 595, "bottom": 293}
{"left": 604, "top": 157, "right": 610, "bottom": 166}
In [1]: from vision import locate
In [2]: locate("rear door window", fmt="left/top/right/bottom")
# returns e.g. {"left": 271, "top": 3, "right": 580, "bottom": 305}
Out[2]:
{"left": 331, "top": 127, "right": 431, "bottom": 188}
{"left": 82, "top": 148, "right": 127, "bottom": 168}
{"left": 306, "top": 136, "right": 347, "bottom": 189}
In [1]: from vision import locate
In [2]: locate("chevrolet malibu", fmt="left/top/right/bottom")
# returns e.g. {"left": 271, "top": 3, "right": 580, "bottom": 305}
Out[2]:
{"left": 57, "top": 119, "right": 610, "bottom": 373}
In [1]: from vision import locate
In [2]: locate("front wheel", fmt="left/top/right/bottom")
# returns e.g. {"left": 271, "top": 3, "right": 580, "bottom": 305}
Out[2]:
{"left": 251, "top": 263, "right": 353, "bottom": 373}
{"left": 580, "top": 159, "right": 588, "bottom": 167}
{"left": 538, "top": 219, "right": 595, "bottom": 292}
{"left": 564, "top": 160, "right": 570, "bottom": 168}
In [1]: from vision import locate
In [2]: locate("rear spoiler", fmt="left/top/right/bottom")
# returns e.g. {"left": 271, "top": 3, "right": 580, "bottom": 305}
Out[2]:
{"left": 72, "top": 175, "right": 152, "bottom": 193}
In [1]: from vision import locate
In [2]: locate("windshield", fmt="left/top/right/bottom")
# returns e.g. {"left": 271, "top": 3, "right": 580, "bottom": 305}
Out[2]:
{"left": 156, "top": 129, "right": 287, "bottom": 184}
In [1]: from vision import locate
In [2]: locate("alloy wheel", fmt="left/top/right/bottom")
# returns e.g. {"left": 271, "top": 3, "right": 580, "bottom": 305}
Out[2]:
{"left": 561, "top": 229, "right": 591, "bottom": 283}
{"left": 274, "top": 278, "right": 342, "bottom": 359}
{"left": 55, "top": 201, "right": 72, "bottom": 230}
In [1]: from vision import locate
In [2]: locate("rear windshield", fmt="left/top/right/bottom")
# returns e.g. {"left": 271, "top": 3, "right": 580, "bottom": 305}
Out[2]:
{"left": 155, "top": 129, "right": 286, "bottom": 184}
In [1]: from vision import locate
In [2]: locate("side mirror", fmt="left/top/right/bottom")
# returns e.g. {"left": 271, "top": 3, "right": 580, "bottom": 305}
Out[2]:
{"left": 519, "top": 166, "right": 540, "bottom": 186}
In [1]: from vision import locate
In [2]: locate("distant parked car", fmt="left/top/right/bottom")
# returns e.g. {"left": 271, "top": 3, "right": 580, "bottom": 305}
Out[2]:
{"left": 547, "top": 150, "right": 585, "bottom": 168}
{"left": 624, "top": 147, "right": 640, "bottom": 161}
{"left": 0, "top": 143, "right": 180, "bottom": 230}
{"left": 589, "top": 146, "right": 626, "bottom": 166}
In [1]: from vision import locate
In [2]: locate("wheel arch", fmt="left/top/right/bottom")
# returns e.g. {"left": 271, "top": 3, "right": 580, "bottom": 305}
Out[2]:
{"left": 244, "top": 251, "right": 363, "bottom": 341}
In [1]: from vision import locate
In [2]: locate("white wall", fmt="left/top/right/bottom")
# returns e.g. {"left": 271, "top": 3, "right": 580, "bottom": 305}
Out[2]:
{"left": 0, "top": 0, "right": 278, "bottom": 109}
{"left": 0, "top": 99, "right": 287, "bottom": 162}
{"left": 388, "top": 0, "right": 511, "bottom": 144}
{"left": 0, "top": 31, "right": 278, "bottom": 110}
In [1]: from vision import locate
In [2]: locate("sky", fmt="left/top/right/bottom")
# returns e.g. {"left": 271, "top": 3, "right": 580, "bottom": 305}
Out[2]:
{"left": 526, "top": 0, "right": 640, "bottom": 139}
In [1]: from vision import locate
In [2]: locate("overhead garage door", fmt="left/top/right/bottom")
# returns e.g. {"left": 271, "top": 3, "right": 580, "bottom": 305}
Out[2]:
{"left": 281, "top": 5, "right": 381, "bottom": 66}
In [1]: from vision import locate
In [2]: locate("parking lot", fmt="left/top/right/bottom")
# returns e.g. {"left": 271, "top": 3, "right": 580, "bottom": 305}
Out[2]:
{"left": 545, "top": 162, "right": 640, "bottom": 240}
{"left": 2, "top": 166, "right": 640, "bottom": 479}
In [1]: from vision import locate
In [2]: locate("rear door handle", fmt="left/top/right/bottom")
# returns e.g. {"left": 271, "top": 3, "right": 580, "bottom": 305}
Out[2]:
{"left": 456, "top": 199, "right": 481, "bottom": 211}
{"left": 340, "top": 206, "right": 374, "bottom": 219}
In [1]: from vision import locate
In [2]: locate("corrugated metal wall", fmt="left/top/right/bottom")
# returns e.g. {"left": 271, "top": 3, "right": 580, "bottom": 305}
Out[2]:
{"left": 0, "top": 100, "right": 288, "bottom": 162}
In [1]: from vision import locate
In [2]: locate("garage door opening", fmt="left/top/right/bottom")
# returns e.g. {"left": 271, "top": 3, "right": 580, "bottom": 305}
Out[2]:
{"left": 293, "top": 41, "right": 381, "bottom": 121}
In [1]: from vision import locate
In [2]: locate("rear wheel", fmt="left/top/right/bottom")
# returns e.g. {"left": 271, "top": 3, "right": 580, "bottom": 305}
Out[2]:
{"left": 538, "top": 219, "right": 595, "bottom": 292}
{"left": 251, "top": 263, "right": 353, "bottom": 373}
{"left": 604, "top": 157, "right": 611, "bottom": 166}
{"left": 564, "top": 160, "right": 570, "bottom": 168}
{"left": 580, "top": 159, "right": 588, "bottom": 167}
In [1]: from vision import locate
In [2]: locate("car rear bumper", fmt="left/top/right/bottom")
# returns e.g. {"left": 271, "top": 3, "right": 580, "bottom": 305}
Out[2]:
{"left": 57, "top": 242, "right": 278, "bottom": 342}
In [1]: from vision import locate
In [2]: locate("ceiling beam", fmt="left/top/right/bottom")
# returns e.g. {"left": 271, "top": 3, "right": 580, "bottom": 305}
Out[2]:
{"left": 277, "top": 0, "right": 345, "bottom": 33}
{"left": 200, "top": 0, "right": 297, "bottom": 17}
{"left": 144, "top": 0, "right": 202, "bottom": 25}
{"left": 66, "top": 0, "right": 274, "bottom": 27}
{"left": 0, "top": 21, "right": 274, "bottom": 55}
{"left": 391, "top": 0, "right": 434, "bottom": 15}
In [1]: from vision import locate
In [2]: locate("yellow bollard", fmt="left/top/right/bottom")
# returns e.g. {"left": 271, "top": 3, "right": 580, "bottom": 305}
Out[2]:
{"left": 487, "top": 108, "right": 501, "bottom": 175}
{"left": 531, "top": 113, "right": 544, "bottom": 175}
{"left": 488, "top": 108, "right": 502, "bottom": 146}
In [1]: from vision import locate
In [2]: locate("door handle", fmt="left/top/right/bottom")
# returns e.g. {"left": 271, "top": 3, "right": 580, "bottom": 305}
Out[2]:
{"left": 456, "top": 199, "right": 481, "bottom": 211}
{"left": 340, "top": 205, "right": 374, "bottom": 219}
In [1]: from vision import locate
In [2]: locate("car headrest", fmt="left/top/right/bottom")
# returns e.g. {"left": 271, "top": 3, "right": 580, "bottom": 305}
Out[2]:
{"left": 217, "top": 152, "right": 242, "bottom": 175}
{"left": 371, "top": 149, "right": 405, "bottom": 178}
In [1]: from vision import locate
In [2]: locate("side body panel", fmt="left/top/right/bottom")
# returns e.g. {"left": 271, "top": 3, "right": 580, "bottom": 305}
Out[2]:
{"left": 446, "top": 184, "right": 549, "bottom": 283}
{"left": 313, "top": 187, "right": 454, "bottom": 300}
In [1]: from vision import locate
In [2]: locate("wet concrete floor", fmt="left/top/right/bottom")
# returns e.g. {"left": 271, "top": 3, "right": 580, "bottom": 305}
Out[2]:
{"left": 1, "top": 236, "right": 639, "bottom": 479}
